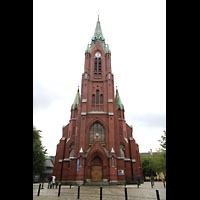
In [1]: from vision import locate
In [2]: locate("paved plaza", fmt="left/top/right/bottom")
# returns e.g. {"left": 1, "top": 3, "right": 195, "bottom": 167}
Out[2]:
{"left": 33, "top": 181, "right": 166, "bottom": 200}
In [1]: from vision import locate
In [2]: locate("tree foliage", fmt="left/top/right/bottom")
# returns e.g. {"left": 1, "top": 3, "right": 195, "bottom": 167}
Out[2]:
{"left": 158, "top": 130, "right": 166, "bottom": 151}
{"left": 141, "top": 151, "right": 166, "bottom": 180}
{"left": 33, "top": 126, "right": 47, "bottom": 178}
{"left": 141, "top": 155, "right": 157, "bottom": 178}
{"left": 141, "top": 131, "right": 166, "bottom": 180}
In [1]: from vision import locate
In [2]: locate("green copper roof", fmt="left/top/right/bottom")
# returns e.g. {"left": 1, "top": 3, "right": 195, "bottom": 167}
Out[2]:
{"left": 92, "top": 15, "right": 105, "bottom": 41}
{"left": 115, "top": 89, "right": 124, "bottom": 109}
{"left": 72, "top": 89, "right": 80, "bottom": 109}
{"left": 86, "top": 16, "right": 111, "bottom": 54}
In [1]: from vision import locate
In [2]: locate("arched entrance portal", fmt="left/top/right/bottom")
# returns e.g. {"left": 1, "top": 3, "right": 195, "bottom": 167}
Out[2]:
{"left": 91, "top": 156, "right": 103, "bottom": 182}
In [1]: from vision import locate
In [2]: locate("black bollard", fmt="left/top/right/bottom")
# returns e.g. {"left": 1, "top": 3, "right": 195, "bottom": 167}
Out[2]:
{"left": 37, "top": 183, "right": 41, "bottom": 196}
{"left": 70, "top": 184, "right": 72, "bottom": 189}
{"left": 41, "top": 182, "right": 44, "bottom": 189}
{"left": 124, "top": 187, "right": 128, "bottom": 200}
{"left": 156, "top": 189, "right": 160, "bottom": 200}
{"left": 100, "top": 186, "right": 102, "bottom": 200}
{"left": 58, "top": 184, "right": 61, "bottom": 197}
{"left": 77, "top": 185, "right": 80, "bottom": 199}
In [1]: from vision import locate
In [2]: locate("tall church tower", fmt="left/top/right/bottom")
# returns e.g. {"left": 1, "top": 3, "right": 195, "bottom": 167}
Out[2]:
{"left": 53, "top": 17, "right": 143, "bottom": 185}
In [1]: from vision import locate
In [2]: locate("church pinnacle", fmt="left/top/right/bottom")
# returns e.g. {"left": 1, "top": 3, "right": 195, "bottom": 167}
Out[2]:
{"left": 115, "top": 88, "right": 124, "bottom": 109}
{"left": 85, "top": 16, "right": 111, "bottom": 54}
{"left": 72, "top": 88, "right": 80, "bottom": 109}
{"left": 92, "top": 15, "right": 104, "bottom": 41}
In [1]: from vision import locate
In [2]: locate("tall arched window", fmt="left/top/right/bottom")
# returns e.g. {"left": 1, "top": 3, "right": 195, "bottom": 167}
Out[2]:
{"left": 100, "top": 94, "right": 103, "bottom": 104}
{"left": 96, "top": 90, "right": 99, "bottom": 105}
{"left": 90, "top": 122, "right": 105, "bottom": 144}
{"left": 74, "top": 108, "right": 78, "bottom": 118}
{"left": 92, "top": 94, "right": 95, "bottom": 105}
{"left": 98, "top": 58, "right": 101, "bottom": 72}
{"left": 94, "top": 58, "right": 97, "bottom": 72}
{"left": 120, "top": 144, "right": 125, "bottom": 158}
{"left": 112, "top": 156, "right": 114, "bottom": 167}
{"left": 69, "top": 143, "right": 74, "bottom": 157}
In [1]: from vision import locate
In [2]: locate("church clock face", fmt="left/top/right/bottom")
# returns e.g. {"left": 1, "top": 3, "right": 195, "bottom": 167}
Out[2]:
{"left": 95, "top": 51, "right": 101, "bottom": 57}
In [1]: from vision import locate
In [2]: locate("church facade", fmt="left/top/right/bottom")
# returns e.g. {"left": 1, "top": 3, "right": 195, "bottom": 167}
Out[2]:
{"left": 53, "top": 17, "right": 143, "bottom": 185}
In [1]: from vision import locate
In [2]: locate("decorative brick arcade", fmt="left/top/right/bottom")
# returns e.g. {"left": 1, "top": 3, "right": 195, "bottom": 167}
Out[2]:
{"left": 53, "top": 17, "right": 143, "bottom": 185}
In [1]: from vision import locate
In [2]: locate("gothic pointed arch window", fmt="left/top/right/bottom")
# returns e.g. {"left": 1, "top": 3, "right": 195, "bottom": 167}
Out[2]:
{"left": 100, "top": 94, "right": 103, "bottom": 105}
{"left": 96, "top": 90, "right": 99, "bottom": 105}
{"left": 92, "top": 94, "right": 95, "bottom": 105}
{"left": 120, "top": 144, "right": 125, "bottom": 158}
{"left": 69, "top": 143, "right": 75, "bottom": 157}
{"left": 89, "top": 122, "right": 105, "bottom": 144}
{"left": 94, "top": 51, "right": 102, "bottom": 78}
{"left": 74, "top": 108, "right": 78, "bottom": 118}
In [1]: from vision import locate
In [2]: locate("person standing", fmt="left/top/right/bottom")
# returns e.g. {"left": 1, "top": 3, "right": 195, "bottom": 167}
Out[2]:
{"left": 136, "top": 174, "right": 141, "bottom": 188}
{"left": 52, "top": 176, "right": 56, "bottom": 189}
{"left": 150, "top": 175, "right": 154, "bottom": 188}
{"left": 48, "top": 176, "right": 52, "bottom": 189}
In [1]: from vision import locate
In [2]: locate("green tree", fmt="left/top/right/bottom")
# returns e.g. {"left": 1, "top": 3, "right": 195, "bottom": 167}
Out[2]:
{"left": 158, "top": 130, "right": 166, "bottom": 151}
{"left": 33, "top": 126, "right": 47, "bottom": 181}
{"left": 152, "top": 150, "right": 166, "bottom": 179}
{"left": 141, "top": 155, "right": 157, "bottom": 179}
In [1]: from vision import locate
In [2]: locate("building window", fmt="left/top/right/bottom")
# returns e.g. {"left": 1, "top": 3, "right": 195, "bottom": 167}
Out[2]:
{"left": 69, "top": 144, "right": 74, "bottom": 157}
{"left": 73, "top": 127, "right": 75, "bottom": 136}
{"left": 96, "top": 90, "right": 99, "bottom": 105}
{"left": 80, "top": 156, "right": 82, "bottom": 167}
{"left": 94, "top": 58, "right": 97, "bottom": 72}
{"left": 98, "top": 58, "right": 101, "bottom": 72}
{"left": 112, "top": 156, "right": 114, "bottom": 167}
{"left": 74, "top": 108, "right": 78, "bottom": 118}
{"left": 120, "top": 144, "right": 125, "bottom": 158}
{"left": 92, "top": 94, "right": 95, "bottom": 105}
{"left": 90, "top": 122, "right": 105, "bottom": 144}
{"left": 100, "top": 94, "right": 103, "bottom": 104}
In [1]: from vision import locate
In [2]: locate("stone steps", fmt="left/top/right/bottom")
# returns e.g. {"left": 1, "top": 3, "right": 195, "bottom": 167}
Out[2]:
{"left": 84, "top": 181, "right": 109, "bottom": 186}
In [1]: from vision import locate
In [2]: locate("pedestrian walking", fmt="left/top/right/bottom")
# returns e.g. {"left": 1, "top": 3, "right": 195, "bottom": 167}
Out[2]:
{"left": 51, "top": 175, "right": 56, "bottom": 189}
{"left": 150, "top": 175, "right": 154, "bottom": 188}
{"left": 136, "top": 174, "right": 141, "bottom": 188}
{"left": 48, "top": 176, "right": 52, "bottom": 189}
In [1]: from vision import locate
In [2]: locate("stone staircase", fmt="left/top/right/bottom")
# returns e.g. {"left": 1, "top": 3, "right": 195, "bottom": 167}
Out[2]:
{"left": 84, "top": 181, "right": 109, "bottom": 186}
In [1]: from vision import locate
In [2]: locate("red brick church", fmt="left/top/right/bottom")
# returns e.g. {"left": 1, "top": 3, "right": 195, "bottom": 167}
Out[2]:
{"left": 53, "top": 17, "right": 143, "bottom": 185}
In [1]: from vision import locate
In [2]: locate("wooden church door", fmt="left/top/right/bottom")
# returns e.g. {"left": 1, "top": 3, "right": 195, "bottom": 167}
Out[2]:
{"left": 91, "top": 157, "right": 103, "bottom": 182}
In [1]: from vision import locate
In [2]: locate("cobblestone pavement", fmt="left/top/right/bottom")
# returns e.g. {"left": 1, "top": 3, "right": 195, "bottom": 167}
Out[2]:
{"left": 33, "top": 181, "right": 166, "bottom": 200}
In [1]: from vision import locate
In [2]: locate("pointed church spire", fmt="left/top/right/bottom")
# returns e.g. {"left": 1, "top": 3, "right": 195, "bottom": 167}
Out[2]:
{"left": 86, "top": 16, "right": 111, "bottom": 54}
{"left": 115, "top": 88, "right": 124, "bottom": 109}
{"left": 72, "top": 88, "right": 80, "bottom": 109}
{"left": 92, "top": 15, "right": 105, "bottom": 41}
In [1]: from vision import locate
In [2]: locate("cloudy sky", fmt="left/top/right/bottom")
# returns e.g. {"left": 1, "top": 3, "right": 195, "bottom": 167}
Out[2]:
{"left": 33, "top": 0, "right": 166, "bottom": 156}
